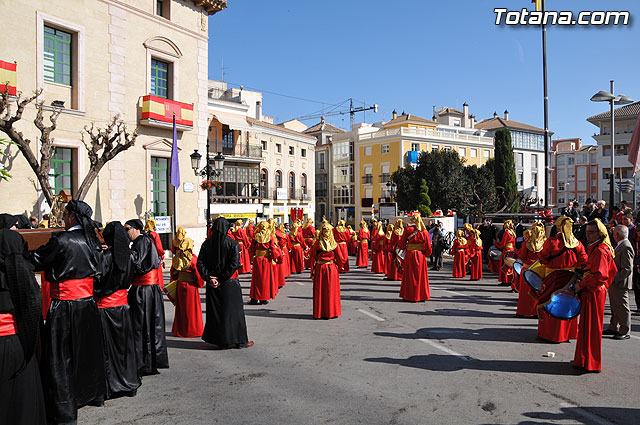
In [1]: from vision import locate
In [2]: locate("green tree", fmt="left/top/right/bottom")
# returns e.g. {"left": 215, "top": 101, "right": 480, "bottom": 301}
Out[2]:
{"left": 493, "top": 128, "right": 518, "bottom": 212}
{"left": 392, "top": 166, "right": 420, "bottom": 212}
{"left": 416, "top": 149, "right": 467, "bottom": 213}
{"left": 457, "top": 161, "right": 498, "bottom": 219}
{"left": 416, "top": 179, "right": 433, "bottom": 216}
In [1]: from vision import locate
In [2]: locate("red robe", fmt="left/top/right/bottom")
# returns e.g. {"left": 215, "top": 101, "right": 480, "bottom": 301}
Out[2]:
{"left": 246, "top": 225, "right": 255, "bottom": 265}
{"left": 371, "top": 231, "right": 387, "bottom": 274}
{"left": 515, "top": 243, "right": 540, "bottom": 316}
{"left": 495, "top": 229, "right": 515, "bottom": 284}
{"left": 386, "top": 233, "right": 402, "bottom": 281}
{"left": 275, "top": 230, "right": 291, "bottom": 283}
{"left": 289, "top": 231, "right": 307, "bottom": 274}
{"left": 231, "top": 228, "right": 251, "bottom": 274}
{"left": 468, "top": 238, "right": 483, "bottom": 281}
{"left": 302, "top": 225, "right": 315, "bottom": 269}
{"left": 332, "top": 228, "right": 351, "bottom": 273}
{"left": 356, "top": 229, "right": 370, "bottom": 268}
{"left": 349, "top": 232, "right": 358, "bottom": 255}
{"left": 451, "top": 239, "right": 469, "bottom": 278}
{"left": 536, "top": 235, "right": 588, "bottom": 342}
{"left": 398, "top": 225, "right": 432, "bottom": 302}
{"left": 171, "top": 255, "right": 205, "bottom": 338}
{"left": 249, "top": 237, "right": 281, "bottom": 301}
{"left": 573, "top": 243, "right": 616, "bottom": 371}
{"left": 309, "top": 243, "right": 341, "bottom": 319}
{"left": 149, "top": 231, "right": 165, "bottom": 287}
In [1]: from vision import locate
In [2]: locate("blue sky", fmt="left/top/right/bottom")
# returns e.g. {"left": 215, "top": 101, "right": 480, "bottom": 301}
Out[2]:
{"left": 208, "top": 0, "right": 638, "bottom": 143}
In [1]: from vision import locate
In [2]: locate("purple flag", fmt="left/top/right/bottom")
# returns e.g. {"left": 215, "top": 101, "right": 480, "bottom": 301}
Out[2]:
{"left": 169, "top": 114, "right": 180, "bottom": 191}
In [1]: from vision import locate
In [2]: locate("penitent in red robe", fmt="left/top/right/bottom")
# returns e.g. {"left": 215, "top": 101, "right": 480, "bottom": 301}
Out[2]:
{"left": 302, "top": 225, "right": 315, "bottom": 269}
{"left": 249, "top": 237, "right": 280, "bottom": 301}
{"left": 332, "top": 228, "right": 351, "bottom": 273}
{"left": 149, "top": 231, "right": 166, "bottom": 288}
{"left": 289, "top": 231, "right": 307, "bottom": 274}
{"left": 275, "top": 230, "right": 291, "bottom": 283}
{"left": 231, "top": 228, "right": 251, "bottom": 274}
{"left": 309, "top": 243, "right": 341, "bottom": 319}
{"left": 536, "top": 235, "right": 588, "bottom": 342}
{"left": 171, "top": 255, "right": 205, "bottom": 338}
{"left": 386, "top": 233, "right": 402, "bottom": 281}
{"left": 451, "top": 240, "right": 469, "bottom": 278}
{"left": 573, "top": 243, "right": 616, "bottom": 371}
{"left": 515, "top": 243, "right": 540, "bottom": 316}
{"left": 398, "top": 225, "right": 432, "bottom": 302}
{"left": 495, "top": 229, "right": 515, "bottom": 284}
{"left": 356, "top": 229, "right": 370, "bottom": 268}
{"left": 371, "top": 232, "right": 387, "bottom": 274}
{"left": 468, "top": 238, "right": 483, "bottom": 281}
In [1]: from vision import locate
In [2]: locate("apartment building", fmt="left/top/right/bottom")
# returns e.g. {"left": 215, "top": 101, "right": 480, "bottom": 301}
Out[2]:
{"left": 0, "top": 0, "right": 226, "bottom": 249}
{"left": 551, "top": 138, "right": 599, "bottom": 207}
{"left": 587, "top": 102, "right": 640, "bottom": 205}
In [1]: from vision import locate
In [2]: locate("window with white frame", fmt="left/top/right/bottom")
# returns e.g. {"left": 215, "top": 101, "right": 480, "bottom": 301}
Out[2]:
{"left": 432, "top": 145, "right": 439, "bottom": 152}
{"left": 411, "top": 143, "right": 419, "bottom": 151}
{"left": 531, "top": 154, "right": 538, "bottom": 169}
{"left": 381, "top": 144, "right": 389, "bottom": 154}
{"left": 301, "top": 148, "right": 306, "bottom": 158}
{"left": 483, "top": 149, "right": 490, "bottom": 158}
{"left": 459, "top": 147, "right": 466, "bottom": 157}
{"left": 470, "top": 148, "right": 477, "bottom": 158}
{"left": 365, "top": 146, "right": 372, "bottom": 156}
{"left": 276, "top": 143, "right": 282, "bottom": 154}
{"left": 516, "top": 152, "right": 523, "bottom": 167}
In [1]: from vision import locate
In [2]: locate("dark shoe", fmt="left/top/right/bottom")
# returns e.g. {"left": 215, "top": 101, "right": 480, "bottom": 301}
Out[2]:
{"left": 602, "top": 329, "right": 618, "bottom": 336}
{"left": 88, "top": 398, "right": 105, "bottom": 407}
{"left": 248, "top": 299, "right": 259, "bottom": 305}
{"left": 259, "top": 300, "right": 269, "bottom": 305}
{"left": 235, "top": 341, "right": 254, "bottom": 349}
{"left": 613, "top": 334, "right": 630, "bottom": 340}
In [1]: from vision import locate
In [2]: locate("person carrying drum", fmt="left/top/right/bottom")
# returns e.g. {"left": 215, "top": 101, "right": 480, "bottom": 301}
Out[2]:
{"left": 495, "top": 220, "right": 516, "bottom": 286}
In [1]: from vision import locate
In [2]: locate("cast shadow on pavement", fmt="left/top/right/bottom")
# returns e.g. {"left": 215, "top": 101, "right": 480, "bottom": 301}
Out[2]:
{"left": 364, "top": 354, "right": 581, "bottom": 376}
{"left": 341, "top": 287, "right": 399, "bottom": 294}
{"left": 243, "top": 308, "right": 314, "bottom": 320}
{"left": 428, "top": 295, "right": 517, "bottom": 307}
{"left": 165, "top": 338, "right": 217, "bottom": 351}
{"left": 374, "top": 327, "right": 538, "bottom": 344}
{"left": 511, "top": 406, "right": 640, "bottom": 425}
{"left": 398, "top": 308, "right": 516, "bottom": 320}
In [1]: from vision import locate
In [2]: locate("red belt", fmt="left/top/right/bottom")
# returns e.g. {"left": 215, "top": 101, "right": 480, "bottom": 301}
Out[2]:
{"left": 132, "top": 272, "right": 157, "bottom": 286}
{"left": 0, "top": 313, "right": 16, "bottom": 336}
{"left": 95, "top": 289, "right": 128, "bottom": 309}
{"left": 50, "top": 277, "right": 93, "bottom": 300}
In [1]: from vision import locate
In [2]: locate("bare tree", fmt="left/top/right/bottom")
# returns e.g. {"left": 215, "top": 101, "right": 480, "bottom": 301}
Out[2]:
{"left": 0, "top": 88, "right": 137, "bottom": 206}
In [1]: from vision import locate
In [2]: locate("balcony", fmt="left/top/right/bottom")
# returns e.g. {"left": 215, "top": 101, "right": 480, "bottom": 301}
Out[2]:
{"left": 379, "top": 173, "right": 390, "bottom": 183}
{"left": 140, "top": 95, "right": 193, "bottom": 130}
{"left": 358, "top": 126, "right": 494, "bottom": 145}
{"left": 209, "top": 140, "right": 262, "bottom": 160}
{"left": 361, "top": 198, "right": 374, "bottom": 208}
{"left": 362, "top": 175, "right": 373, "bottom": 184}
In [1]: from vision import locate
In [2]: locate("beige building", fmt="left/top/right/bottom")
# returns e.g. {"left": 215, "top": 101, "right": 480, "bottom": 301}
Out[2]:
{"left": 0, "top": 0, "right": 227, "bottom": 249}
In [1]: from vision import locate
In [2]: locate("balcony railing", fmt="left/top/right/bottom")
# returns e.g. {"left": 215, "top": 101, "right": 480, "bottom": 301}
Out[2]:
{"left": 379, "top": 173, "right": 390, "bottom": 183}
{"left": 362, "top": 175, "right": 373, "bottom": 184}
{"left": 209, "top": 140, "right": 262, "bottom": 159}
{"left": 361, "top": 198, "right": 374, "bottom": 208}
{"left": 358, "top": 126, "right": 494, "bottom": 144}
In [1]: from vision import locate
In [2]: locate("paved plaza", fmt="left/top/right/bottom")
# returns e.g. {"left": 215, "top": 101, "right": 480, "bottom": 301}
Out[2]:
{"left": 80, "top": 258, "right": 639, "bottom": 425}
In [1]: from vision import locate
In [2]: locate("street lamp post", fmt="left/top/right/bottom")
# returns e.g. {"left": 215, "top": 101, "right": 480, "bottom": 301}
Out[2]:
{"left": 590, "top": 81, "right": 634, "bottom": 212}
{"left": 190, "top": 143, "right": 225, "bottom": 231}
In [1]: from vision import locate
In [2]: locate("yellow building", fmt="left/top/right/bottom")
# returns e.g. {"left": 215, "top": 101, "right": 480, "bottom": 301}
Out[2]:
{"left": 0, "top": 0, "right": 226, "bottom": 250}
{"left": 354, "top": 108, "right": 495, "bottom": 220}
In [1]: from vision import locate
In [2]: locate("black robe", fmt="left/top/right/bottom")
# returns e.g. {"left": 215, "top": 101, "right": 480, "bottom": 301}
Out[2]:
{"left": 0, "top": 228, "right": 46, "bottom": 425}
{"left": 128, "top": 234, "right": 168, "bottom": 375}
{"left": 31, "top": 229, "right": 106, "bottom": 424}
{"left": 95, "top": 244, "right": 141, "bottom": 398}
{"left": 197, "top": 219, "right": 249, "bottom": 348}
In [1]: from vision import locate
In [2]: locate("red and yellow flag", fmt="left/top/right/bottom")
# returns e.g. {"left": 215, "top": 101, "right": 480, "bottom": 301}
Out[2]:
{"left": 531, "top": 0, "right": 542, "bottom": 12}
{"left": 141, "top": 95, "right": 194, "bottom": 127}
{"left": 0, "top": 60, "right": 17, "bottom": 96}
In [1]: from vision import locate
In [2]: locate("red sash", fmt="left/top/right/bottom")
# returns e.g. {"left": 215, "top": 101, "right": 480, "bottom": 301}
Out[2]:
{"left": 0, "top": 313, "right": 16, "bottom": 336}
{"left": 95, "top": 289, "right": 128, "bottom": 309}
{"left": 132, "top": 271, "right": 157, "bottom": 286}
{"left": 50, "top": 277, "right": 93, "bottom": 300}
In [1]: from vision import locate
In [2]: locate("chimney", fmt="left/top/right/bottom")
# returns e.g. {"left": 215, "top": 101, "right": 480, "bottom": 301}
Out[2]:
{"left": 392, "top": 109, "right": 397, "bottom": 119}
{"left": 493, "top": 111, "right": 498, "bottom": 119}
{"left": 462, "top": 102, "right": 469, "bottom": 128}
{"left": 256, "top": 100, "right": 262, "bottom": 121}
{"left": 470, "top": 114, "right": 475, "bottom": 128}
{"left": 504, "top": 109, "right": 509, "bottom": 120}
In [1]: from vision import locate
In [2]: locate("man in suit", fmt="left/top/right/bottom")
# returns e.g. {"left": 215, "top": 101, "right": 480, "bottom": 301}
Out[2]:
{"left": 604, "top": 225, "right": 634, "bottom": 339}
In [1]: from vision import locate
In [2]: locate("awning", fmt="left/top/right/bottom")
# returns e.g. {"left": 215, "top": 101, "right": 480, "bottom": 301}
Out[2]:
{"left": 212, "top": 112, "right": 252, "bottom": 131}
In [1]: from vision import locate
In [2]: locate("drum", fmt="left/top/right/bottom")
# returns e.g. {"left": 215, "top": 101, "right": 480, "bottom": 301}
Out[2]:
{"left": 489, "top": 245, "right": 502, "bottom": 260}
{"left": 513, "top": 259, "right": 524, "bottom": 275}
{"left": 544, "top": 290, "right": 581, "bottom": 320}
{"left": 163, "top": 280, "right": 178, "bottom": 305}
{"left": 523, "top": 269, "right": 544, "bottom": 292}
{"left": 504, "top": 256, "right": 517, "bottom": 268}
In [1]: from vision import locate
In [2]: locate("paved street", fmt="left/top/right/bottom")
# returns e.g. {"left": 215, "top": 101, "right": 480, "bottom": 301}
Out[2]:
{"left": 80, "top": 257, "right": 639, "bottom": 425}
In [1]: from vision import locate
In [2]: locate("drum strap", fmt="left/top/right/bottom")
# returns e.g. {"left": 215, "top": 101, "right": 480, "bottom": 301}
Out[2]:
{"left": 544, "top": 246, "right": 576, "bottom": 262}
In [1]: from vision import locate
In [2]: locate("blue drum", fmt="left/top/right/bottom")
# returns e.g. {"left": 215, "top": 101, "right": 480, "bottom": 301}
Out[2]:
{"left": 523, "top": 269, "right": 544, "bottom": 292}
{"left": 513, "top": 260, "right": 524, "bottom": 276}
{"left": 544, "top": 290, "right": 581, "bottom": 320}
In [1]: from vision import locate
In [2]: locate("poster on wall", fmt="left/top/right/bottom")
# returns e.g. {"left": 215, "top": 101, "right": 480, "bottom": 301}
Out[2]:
{"left": 154, "top": 216, "right": 172, "bottom": 234}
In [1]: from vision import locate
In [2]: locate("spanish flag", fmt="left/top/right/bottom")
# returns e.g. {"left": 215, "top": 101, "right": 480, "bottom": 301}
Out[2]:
{"left": 141, "top": 95, "right": 194, "bottom": 127}
{"left": 531, "top": 0, "right": 542, "bottom": 12}
{"left": 0, "top": 60, "right": 17, "bottom": 96}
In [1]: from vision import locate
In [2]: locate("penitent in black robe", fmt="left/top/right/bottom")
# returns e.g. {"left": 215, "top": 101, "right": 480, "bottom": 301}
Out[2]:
{"left": 94, "top": 222, "right": 141, "bottom": 398}
{"left": 0, "top": 227, "right": 46, "bottom": 425}
{"left": 128, "top": 233, "right": 168, "bottom": 375}
{"left": 32, "top": 229, "right": 106, "bottom": 424}
{"left": 197, "top": 218, "right": 249, "bottom": 348}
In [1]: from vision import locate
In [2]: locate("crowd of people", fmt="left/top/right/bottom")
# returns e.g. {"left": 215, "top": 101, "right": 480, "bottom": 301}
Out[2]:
{"left": 1, "top": 198, "right": 636, "bottom": 423}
